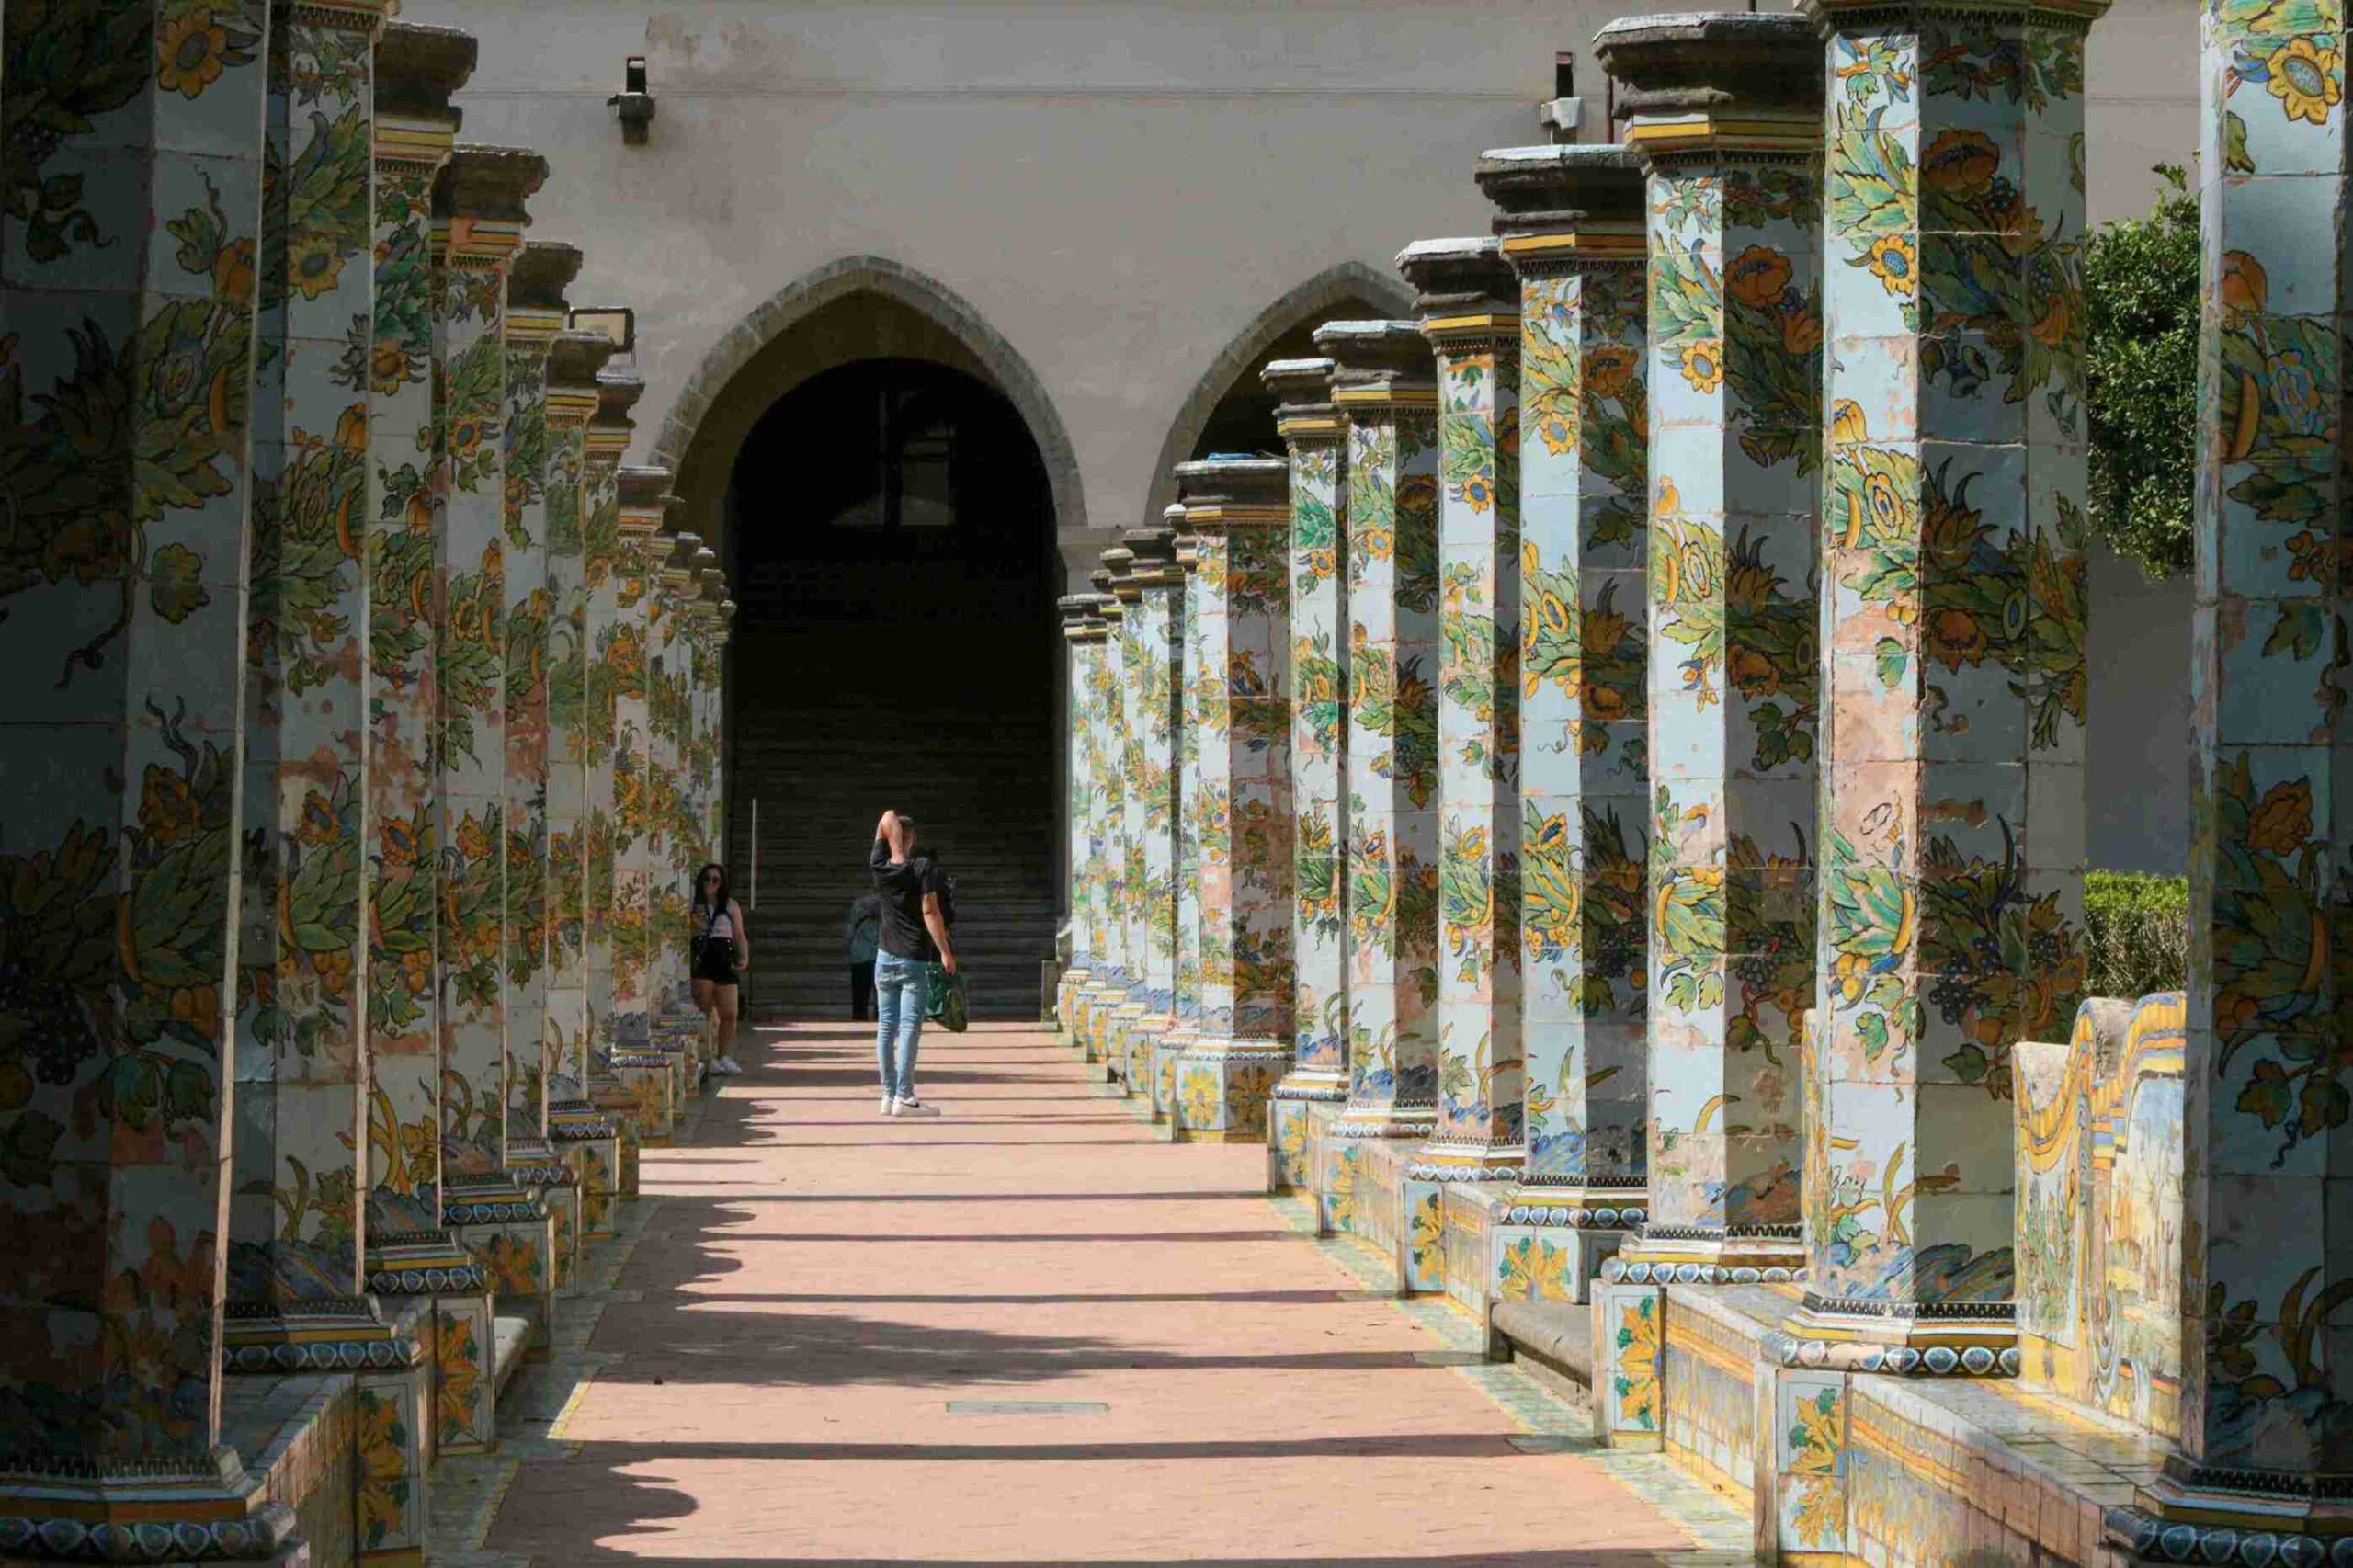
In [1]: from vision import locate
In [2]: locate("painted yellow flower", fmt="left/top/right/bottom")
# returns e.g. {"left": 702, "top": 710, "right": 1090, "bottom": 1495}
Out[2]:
{"left": 1611, "top": 1293, "right": 1662, "bottom": 1431}
{"left": 1179, "top": 1067, "right": 1221, "bottom": 1130}
{"left": 287, "top": 232, "right": 347, "bottom": 301}
{"left": 2267, "top": 37, "right": 2341, "bottom": 126}
{"left": 353, "top": 1388, "right": 410, "bottom": 1547}
{"left": 1410, "top": 1189, "right": 1444, "bottom": 1258}
{"left": 1677, "top": 338, "right": 1724, "bottom": 393}
{"left": 158, "top": 7, "right": 229, "bottom": 97}
{"left": 435, "top": 1313, "right": 483, "bottom": 1446}
{"left": 1866, "top": 234, "right": 1916, "bottom": 298}
{"left": 1829, "top": 400, "right": 1869, "bottom": 446}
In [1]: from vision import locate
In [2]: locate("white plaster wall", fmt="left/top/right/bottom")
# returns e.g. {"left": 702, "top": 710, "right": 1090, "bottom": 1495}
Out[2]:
{"left": 415, "top": 0, "right": 2207, "bottom": 870}
{"left": 414, "top": 0, "right": 2200, "bottom": 540}
{"left": 2087, "top": 544, "right": 2193, "bottom": 875}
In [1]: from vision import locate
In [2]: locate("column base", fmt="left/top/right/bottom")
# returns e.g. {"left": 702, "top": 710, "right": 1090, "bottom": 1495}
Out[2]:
{"left": 443, "top": 1176, "right": 557, "bottom": 1362}
{"left": 549, "top": 1101, "right": 623, "bottom": 1240}
{"left": 221, "top": 1298, "right": 434, "bottom": 1562}
{"left": 2106, "top": 1460, "right": 2353, "bottom": 1564}
{"left": 1055, "top": 965, "right": 1092, "bottom": 1045}
{"left": 1267, "top": 1070, "right": 1346, "bottom": 1193}
{"left": 506, "top": 1139, "right": 583, "bottom": 1295}
{"left": 1610, "top": 1224, "right": 1809, "bottom": 1288}
{"left": 1082, "top": 982, "right": 1127, "bottom": 1063}
{"left": 608, "top": 1050, "right": 677, "bottom": 1145}
{"left": 1765, "top": 1292, "right": 2018, "bottom": 1379}
{"left": 364, "top": 1232, "right": 497, "bottom": 1455}
{"left": 1170, "top": 1036, "right": 1288, "bottom": 1142}
{"left": 0, "top": 1448, "right": 304, "bottom": 1565}
{"left": 1489, "top": 1183, "right": 1646, "bottom": 1307}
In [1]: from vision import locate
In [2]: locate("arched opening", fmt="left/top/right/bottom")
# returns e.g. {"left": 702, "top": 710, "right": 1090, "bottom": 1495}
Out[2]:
{"left": 719, "top": 345, "right": 1058, "bottom": 1023}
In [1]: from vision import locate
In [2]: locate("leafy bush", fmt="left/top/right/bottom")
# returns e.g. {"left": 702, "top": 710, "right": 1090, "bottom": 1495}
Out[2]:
{"left": 2084, "top": 870, "right": 2188, "bottom": 1000}
{"left": 2084, "top": 165, "right": 2198, "bottom": 579}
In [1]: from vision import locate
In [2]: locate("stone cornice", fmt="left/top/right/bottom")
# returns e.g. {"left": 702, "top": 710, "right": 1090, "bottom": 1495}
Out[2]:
{"left": 1596, "top": 12, "right": 1824, "bottom": 162}
{"left": 510, "top": 241, "right": 583, "bottom": 312}
{"left": 1313, "top": 320, "right": 1436, "bottom": 413}
{"left": 433, "top": 144, "right": 547, "bottom": 267}
{"left": 547, "top": 332, "right": 616, "bottom": 427}
{"left": 376, "top": 20, "right": 477, "bottom": 123}
{"left": 1172, "top": 458, "right": 1289, "bottom": 535}
{"left": 1477, "top": 143, "right": 1648, "bottom": 270}
{"left": 1262, "top": 357, "right": 1341, "bottom": 447}
{"left": 617, "top": 467, "right": 673, "bottom": 534}
{"left": 1398, "top": 239, "right": 1518, "bottom": 355}
{"left": 588, "top": 372, "right": 643, "bottom": 466}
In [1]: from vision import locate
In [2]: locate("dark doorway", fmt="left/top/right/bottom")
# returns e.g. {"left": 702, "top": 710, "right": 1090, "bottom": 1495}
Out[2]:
{"left": 723, "top": 358, "right": 1056, "bottom": 1021}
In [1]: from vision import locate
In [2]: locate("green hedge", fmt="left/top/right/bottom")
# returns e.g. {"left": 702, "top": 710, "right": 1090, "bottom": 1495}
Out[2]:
{"left": 2084, "top": 870, "right": 2188, "bottom": 1000}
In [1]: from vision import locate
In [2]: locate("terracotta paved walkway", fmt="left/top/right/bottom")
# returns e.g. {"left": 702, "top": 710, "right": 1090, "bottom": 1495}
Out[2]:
{"left": 483, "top": 1020, "right": 1732, "bottom": 1565}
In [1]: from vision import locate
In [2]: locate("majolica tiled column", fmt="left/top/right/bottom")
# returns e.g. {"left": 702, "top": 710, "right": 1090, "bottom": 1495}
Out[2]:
{"left": 429, "top": 144, "right": 562, "bottom": 1362}
{"left": 1477, "top": 143, "right": 1654, "bottom": 1306}
{"left": 431, "top": 144, "right": 540, "bottom": 1184}
{"left": 583, "top": 375, "right": 638, "bottom": 1053}
{"left": 2103, "top": 1, "right": 2345, "bottom": 1543}
{"left": 362, "top": 20, "right": 502, "bottom": 1459}
{"left": 1313, "top": 321, "right": 1443, "bottom": 1254}
{"left": 1164, "top": 527, "right": 1204, "bottom": 1123}
{"left": 1171, "top": 460, "right": 1295, "bottom": 1144}
{"left": 1400, "top": 239, "right": 1526, "bottom": 1301}
{"left": 1057, "top": 594, "right": 1103, "bottom": 1036}
{"left": 0, "top": 0, "right": 275, "bottom": 1541}
{"left": 1265, "top": 359, "right": 1350, "bottom": 1191}
{"left": 542, "top": 330, "right": 621, "bottom": 1242}
{"left": 606, "top": 468, "right": 677, "bottom": 1140}
{"left": 497, "top": 241, "right": 581, "bottom": 1293}
{"left": 1776, "top": 0, "right": 2100, "bottom": 1377}
{"left": 1596, "top": 15, "right": 1822, "bottom": 1303}
{"left": 1109, "top": 528, "right": 1185, "bottom": 1104}
{"left": 1084, "top": 560, "right": 1133, "bottom": 1069}
{"left": 653, "top": 528, "right": 704, "bottom": 1081}
{"left": 223, "top": 4, "right": 436, "bottom": 1553}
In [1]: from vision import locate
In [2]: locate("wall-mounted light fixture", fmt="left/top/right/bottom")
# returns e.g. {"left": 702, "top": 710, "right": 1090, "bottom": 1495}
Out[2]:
{"left": 608, "top": 56, "right": 654, "bottom": 145}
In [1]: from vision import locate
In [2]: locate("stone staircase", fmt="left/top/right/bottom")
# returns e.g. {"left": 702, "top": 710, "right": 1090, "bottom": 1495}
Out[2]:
{"left": 725, "top": 631, "right": 1058, "bottom": 1024}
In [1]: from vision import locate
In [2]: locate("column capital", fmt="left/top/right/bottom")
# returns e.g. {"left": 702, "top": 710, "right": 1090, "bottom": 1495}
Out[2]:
{"left": 373, "top": 21, "right": 475, "bottom": 175}
{"left": 293, "top": 0, "right": 395, "bottom": 36}
{"left": 1261, "top": 358, "right": 1341, "bottom": 448}
{"left": 1313, "top": 320, "right": 1435, "bottom": 412}
{"left": 661, "top": 528, "right": 700, "bottom": 593}
{"left": 1800, "top": 0, "right": 2109, "bottom": 30}
{"left": 1058, "top": 594, "right": 1108, "bottom": 642}
{"left": 1398, "top": 237, "right": 1518, "bottom": 353}
{"left": 547, "top": 331, "right": 615, "bottom": 428}
{"left": 587, "top": 372, "right": 643, "bottom": 468}
{"left": 433, "top": 142, "right": 548, "bottom": 267}
{"left": 616, "top": 466, "right": 672, "bottom": 536}
{"left": 1123, "top": 519, "right": 1183, "bottom": 588}
{"left": 1596, "top": 12, "right": 1824, "bottom": 162}
{"left": 1477, "top": 143, "right": 1648, "bottom": 271}
{"left": 507, "top": 240, "right": 582, "bottom": 351}
{"left": 1171, "top": 458, "right": 1290, "bottom": 535}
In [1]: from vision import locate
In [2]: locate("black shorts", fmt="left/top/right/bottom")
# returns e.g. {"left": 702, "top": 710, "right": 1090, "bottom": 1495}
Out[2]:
{"left": 692, "top": 944, "right": 739, "bottom": 986}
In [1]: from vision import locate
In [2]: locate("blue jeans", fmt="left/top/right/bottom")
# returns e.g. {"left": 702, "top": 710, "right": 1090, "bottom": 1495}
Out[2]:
{"left": 875, "top": 951, "right": 926, "bottom": 1099}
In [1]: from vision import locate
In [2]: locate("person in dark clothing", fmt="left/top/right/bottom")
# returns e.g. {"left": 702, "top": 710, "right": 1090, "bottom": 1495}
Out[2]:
{"left": 870, "top": 810, "right": 956, "bottom": 1116}
{"left": 847, "top": 892, "right": 882, "bottom": 1022}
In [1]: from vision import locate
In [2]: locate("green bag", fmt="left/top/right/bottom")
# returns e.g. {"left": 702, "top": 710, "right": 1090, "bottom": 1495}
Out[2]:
{"left": 925, "top": 962, "right": 969, "bottom": 1033}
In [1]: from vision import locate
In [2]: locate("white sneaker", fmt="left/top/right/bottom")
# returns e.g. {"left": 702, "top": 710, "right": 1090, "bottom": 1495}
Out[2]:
{"left": 881, "top": 1092, "right": 897, "bottom": 1114}
{"left": 893, "top": 1096, "right": 939, "bottom": 1118}
{"left": 715, "top": 1056, "right": 743, "bottom": 1075}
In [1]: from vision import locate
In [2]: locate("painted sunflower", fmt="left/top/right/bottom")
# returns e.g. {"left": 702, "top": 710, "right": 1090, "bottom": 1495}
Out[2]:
{"left": 1865, "top": 233, "right": 1916, "bottom": 298}
{"left": 2266, "top": 37, "right": 2341, "bottom": 127}
{"left": 158, "top": 6, "right": 230, "bottom": 97}
{"left": 1678, "top": 338, "right": 1724, "bottom": 394}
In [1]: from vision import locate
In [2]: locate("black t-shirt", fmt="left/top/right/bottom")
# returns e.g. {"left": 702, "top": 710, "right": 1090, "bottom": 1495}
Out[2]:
{"left": 870, "top": 839, "right": 942, "bottom": 960}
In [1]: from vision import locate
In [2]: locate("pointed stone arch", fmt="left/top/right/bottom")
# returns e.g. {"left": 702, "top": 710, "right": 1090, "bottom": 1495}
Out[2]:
{"left": 650, "top": 254, "right": 1088, "bottom": 544}
{"left": 1142, "top": 258, "right": 1415, "bottom": 523}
